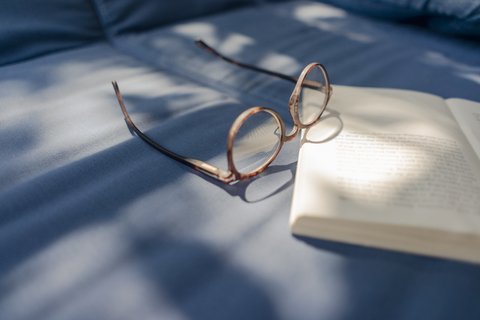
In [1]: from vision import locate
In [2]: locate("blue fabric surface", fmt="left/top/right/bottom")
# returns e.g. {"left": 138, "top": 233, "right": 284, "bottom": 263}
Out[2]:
{"left": 0, "top": 0, "right": 104, "bottom": 67}
{"left": 111, "top": 1, "right": 480, "bottom": 101}
{"left": 1, "top": 1, "right": 480, "bottom": 319}
{"left": 0, "top": 41, "right": 301, "bottom": 319}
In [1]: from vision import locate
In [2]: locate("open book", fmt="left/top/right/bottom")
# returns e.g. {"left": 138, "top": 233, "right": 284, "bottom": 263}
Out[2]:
{"left": 290, "top": 86, "right": 480, "bottom": 263}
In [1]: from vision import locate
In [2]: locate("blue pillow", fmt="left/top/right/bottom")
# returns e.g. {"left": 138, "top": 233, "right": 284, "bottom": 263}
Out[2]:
{"left": 0, "top": 0, "right": 104, "bottom": 66}
{"left": 318, "top": 0, "right": 480, "bottom": 37}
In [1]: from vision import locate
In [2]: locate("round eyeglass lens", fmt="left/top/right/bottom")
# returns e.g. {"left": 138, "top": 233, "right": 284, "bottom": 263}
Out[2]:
{"left": 298, "top": 65, "right": 328, "bottom": 125}
{"left": 232, "top": 111, "right": 281, "bottom": 175}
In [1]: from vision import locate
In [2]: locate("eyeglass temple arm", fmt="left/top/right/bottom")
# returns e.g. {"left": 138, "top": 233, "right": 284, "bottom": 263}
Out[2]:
{"left": 112, "top": 81, "right": 234, "bottom": 183}
{"left": 195, "top": 39, "right": 299, "bottom": 83}
{"left": 195, "top": 39, "right": 330, "bottom": 94}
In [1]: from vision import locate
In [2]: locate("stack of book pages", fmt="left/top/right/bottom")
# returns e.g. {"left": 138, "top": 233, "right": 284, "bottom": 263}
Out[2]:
{"left": 290, "top": 86, "right": 480, "bottom": 264}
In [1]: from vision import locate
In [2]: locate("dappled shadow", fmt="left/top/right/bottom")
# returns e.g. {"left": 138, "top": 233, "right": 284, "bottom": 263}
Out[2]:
{"left": 0, "top": 39, "right": 293, "bottom": 319}
{"left": 0, "top": 115, "right": 40, "bottom": 158}
{"left": 133, "top": 237, "right": 279, "bottom": 320}
{"left": 0, "top": 115, "right": 281, "bottom": 319}
{"left": 295, "top": 235, "right": 480, "bottom": 319}
{"left": 2, "top": 1, "right": 480, "bottom": 319}
{"left": 0, "top": 43, "right": 144, "bottom": 94}
{"left": 0, "top": 132, "right": 180, "bottom": 276}
{"left": 111, "top": 1, "right": 479, "bottom": 103}
{"left": 0, "top": 82, "right": 270, "bottom": 274}
{"left": 2, "top": 232, "right": 279, "bottom": 320}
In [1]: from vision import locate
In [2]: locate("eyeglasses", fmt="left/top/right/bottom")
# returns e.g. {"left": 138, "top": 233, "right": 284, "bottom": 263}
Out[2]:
{"left": 112, "top": 39, "right": 332, "bottom": 184}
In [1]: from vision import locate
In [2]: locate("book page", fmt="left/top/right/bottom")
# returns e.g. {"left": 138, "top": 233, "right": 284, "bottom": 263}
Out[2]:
{"left": 446, "top": 98, "right": 480, "bottom": 161}
{"left": 291, "top": 86, "right": 480, "bottom": 235}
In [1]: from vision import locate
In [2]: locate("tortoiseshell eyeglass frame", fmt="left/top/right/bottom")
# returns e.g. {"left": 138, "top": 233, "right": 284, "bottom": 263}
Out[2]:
{"left": 113, "top": 39, "right": 332, "bottom": 184}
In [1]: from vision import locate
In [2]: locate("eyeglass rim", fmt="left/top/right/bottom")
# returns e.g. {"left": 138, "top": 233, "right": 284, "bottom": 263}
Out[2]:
{"left": 288, "top": 62, "right": 332, "bottom": 129}
{"left": 225, "top": 62, "right": 332, "bottom": 180}
{"left": 226, "top": 107, "right": 286, "bottom": 180}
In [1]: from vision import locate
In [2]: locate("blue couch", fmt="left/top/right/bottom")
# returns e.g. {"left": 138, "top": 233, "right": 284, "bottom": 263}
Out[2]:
{"left": 1, "top": 0, "right": 480, "bottom": 319}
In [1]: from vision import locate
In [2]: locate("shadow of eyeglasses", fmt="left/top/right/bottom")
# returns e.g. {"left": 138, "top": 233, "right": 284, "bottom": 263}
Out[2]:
{"left": 191, "top": 160, "right": 297, "bottom": 203}
{"left": 190, "top": 110, "right": 343, "bottom": 203}
{"left": 301, "top": 109, "right": 343, "bottom": 145}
